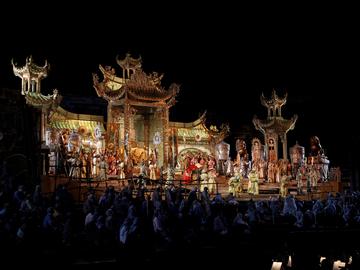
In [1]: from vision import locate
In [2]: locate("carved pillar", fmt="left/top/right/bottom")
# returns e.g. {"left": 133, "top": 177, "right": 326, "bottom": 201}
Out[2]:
{"left": 174, "top": 129, "right": 178, "bottom": 162}
{"left": 172, "top": 128, "right": 178, "bottom": 168}
{"left": 40, "top": 109, "right": 47, "bottom": 144}
{"left": 21, "top": 79, "right": 25, "bottom": 95}
{"left": 37, "top": 78, "right": 40, "bottom": 93}
{"left": 31, "top": 80, "right": 35, "bottom": 92}
{"left": 274, "top": 136, "right": 279, "bottom": 162}
{"left": 281, "top": 134, "right": 288, "bottom": 160}
{"left": 106, "top": 101, "right": 113, "bottom": 147}
{"left": 162, "top": 106, "right": 169, "bottom": 168}
{"left": 129, "top": 109, "right": 136, "bottom": 147}
{"left": 124, "top": 93, "right": 131, "bottom": 169}
{"left": 27, "top": 79, "right": 30, "bottom": 93}
{"left": 144, "top": 114, "right": 150, "bottom": 158}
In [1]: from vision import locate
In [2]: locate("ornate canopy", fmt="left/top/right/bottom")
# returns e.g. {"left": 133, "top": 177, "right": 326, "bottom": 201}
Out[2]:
{"left": 253, "top": 90, "right": 298, "bottom": 161}
{"left": 253, "top": 89, "right": 297, "bottom": 135}
{"left": 12, "top": 56, "right": 60, "bottom": 109}
{"left": 253, "top": 115, "right": 298, "bottom": 135}
{"left": 92, "top": 54, "right": 180, "bottom": 105}
{"left": 170, "top": 111, "right": 229, "bottom": 145}
{"left": 12, "top": 56, "right": 49, "bottom": 81}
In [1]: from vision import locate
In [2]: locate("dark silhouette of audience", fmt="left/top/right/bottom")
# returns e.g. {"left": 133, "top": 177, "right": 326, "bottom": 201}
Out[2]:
{"left": 1, "top": 174, "right": 360, "bottom": 268}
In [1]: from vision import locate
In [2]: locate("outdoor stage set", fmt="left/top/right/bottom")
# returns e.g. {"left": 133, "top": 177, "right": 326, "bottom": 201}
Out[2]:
{"left": 12, "top": 55, "right": 341, "bottom": 201}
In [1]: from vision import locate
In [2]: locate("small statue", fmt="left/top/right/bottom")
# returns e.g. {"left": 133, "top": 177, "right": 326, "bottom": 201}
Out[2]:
{"left": 296, "top": 167, "right": 304, "bottom": 194}
{"left": 99, "top": 155, "right": 108, "bottom": 181}
{"left": 310, "top": 136, "right": 324, "bottom": 157}
{"left": 149, "top": 161, "right": 157, "bottom": 180}
{"left": 268, "top": 138, "right": 277, "bottom": 163}
{"left": 224, "top": 158, "right": 234, "bottom": 177}
{"left": 236, "top": 139, "right": 250, "bottom": 178}
{"left": 118, "top": 161, "right": 126, "bottom": 179}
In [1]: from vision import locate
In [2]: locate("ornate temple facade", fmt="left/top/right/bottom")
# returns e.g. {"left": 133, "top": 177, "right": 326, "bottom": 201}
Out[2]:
{"left": 12, "top": 55, "right": 229, "bottom": 179}
{"left": 170, "top": 112, "right": 229, "bottom": 170}
{"left": 92, "top": 53, "right": 180, "bottom": 169}
{"left": 11, "top": 56, "right": 341, "bottom": 198}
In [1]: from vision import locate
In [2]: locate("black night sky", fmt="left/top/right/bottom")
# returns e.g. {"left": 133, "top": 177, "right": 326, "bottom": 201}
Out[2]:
{"left": 1, "top": 6, "right": 359, "bottom": 171}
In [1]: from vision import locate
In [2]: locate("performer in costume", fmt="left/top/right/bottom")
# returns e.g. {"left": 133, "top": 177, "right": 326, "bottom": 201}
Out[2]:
{"left": 280, "top": 174, "right": 289, "bottom": 198}
{"left": 228, "top": 164, "right": 242, "bottom": 196}
{"left": 149, "top": 161, "right": 157, "bottom": 181}
{"left": 118, "top": 161, "right": 126, "bottom": 179}
{"left": 247, "top": 168, "right": 259, "bottom": 195}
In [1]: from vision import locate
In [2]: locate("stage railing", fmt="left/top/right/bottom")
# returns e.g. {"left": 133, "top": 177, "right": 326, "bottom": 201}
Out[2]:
{"left": 45, "top": 163, "right": 219, "bottom": 202}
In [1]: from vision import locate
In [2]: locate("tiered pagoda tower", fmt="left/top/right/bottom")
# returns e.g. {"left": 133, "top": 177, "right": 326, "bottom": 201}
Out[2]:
{"left": 93, "top": 53, "right": 180, "bottom": 169}
{"left": 253, "top": 90, "right": 298, "bottom": 161}
{"left": 12, "top": 56, "right": 61, "bottom": 146}
{"left": 12, "top": 57, "right": 106, "bottom": 177}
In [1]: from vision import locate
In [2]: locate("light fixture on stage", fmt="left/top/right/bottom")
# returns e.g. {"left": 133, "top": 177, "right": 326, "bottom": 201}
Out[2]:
{"left": 333, "top": 260, "right": 346, "bottom": 270}
{"left": 271, "top": 261, "right": 282, "bottom": 270}
{"left": 287, "top": 255, "right": 292, "bottom": 268}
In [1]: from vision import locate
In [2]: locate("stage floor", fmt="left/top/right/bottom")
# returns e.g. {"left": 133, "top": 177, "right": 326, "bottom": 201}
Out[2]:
{"left": 41, "top": 174, "right": 341, "bottom": 202}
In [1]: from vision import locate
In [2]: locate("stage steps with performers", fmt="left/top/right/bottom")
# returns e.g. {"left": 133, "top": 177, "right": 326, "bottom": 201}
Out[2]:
{"left": 215, "top": 176, "right": 280, "bottom": 195}
{"left": 41, "top": 173, "right": 341, "bottom": 203}
{"left": 215, "top": 176, "right": 340, "bottom": 199}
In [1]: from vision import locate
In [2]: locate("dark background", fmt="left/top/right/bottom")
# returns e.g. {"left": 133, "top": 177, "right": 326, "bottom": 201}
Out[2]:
{"left": 1, "top": 5, "right": 359, "bottom": 184}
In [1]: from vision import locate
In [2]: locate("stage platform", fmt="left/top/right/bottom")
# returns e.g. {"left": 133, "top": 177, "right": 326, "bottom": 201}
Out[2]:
{"left": 41, "top": 174, "right": 341, "bottom": 202}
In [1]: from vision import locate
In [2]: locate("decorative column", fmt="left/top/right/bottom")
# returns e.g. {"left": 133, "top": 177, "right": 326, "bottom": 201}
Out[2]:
{"left": 281, "top": 134, "right": 288, "bottom": 160}
{"left": 171, "top": 128, "right": 177, "bottom": 168}
{"left": 274, "top": 136, "right": 279, "bottom": 162}
{"left": 124, "top": 93, "right": 131, "bottom": 169}
{"left": 144, "top": 114, "right": 150, "bottom": 159}
{"left": 40, "top": 110, "right": 46, "bottom": 144}
{"left": 106, "top": 101, "right": 113, "bottom": 146}
{"left": 21, "top": 79, "right": 25, "bottom": 95}
{"left": 129, "top": 109, "right": 136, "bottom": 147}
{"left": 174, "top": 128, "right": 178, "bottom": 166}
{"left": 37, "top": 79, "right": 40, "bottom": 93}
{"left": 162, "top": 106, "right": 169, "bottom": 168}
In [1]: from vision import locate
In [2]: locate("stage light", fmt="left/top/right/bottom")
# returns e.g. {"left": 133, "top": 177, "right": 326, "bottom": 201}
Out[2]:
{"left": 287, "top": 255, "right": 292, "bottom": 267}
{"left": 271, "top": 261, "right": 282, "bottom": 270}
{"left": 333, "top": 260, "right": 346, "bottom": 270}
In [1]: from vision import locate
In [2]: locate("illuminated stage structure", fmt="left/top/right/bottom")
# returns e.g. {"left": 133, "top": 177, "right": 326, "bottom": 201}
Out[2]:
{"left": 92, "top": 53, "right": 180, "bottom": 170}
{"left": 170, "top": 112, "right": 229, "bottom": 172}
{"left": 11, "top": 56, "right": 340, "bottom": 200}
{"left": 238, "top": 90, "right": 341, "bottom": 198}
{"left": 12, "top": 57, "right": 106, "bottom": 177}
{"left": 253, "top": 90, "right": 298, "bottom": 163}
{"left": 92, "top": 54, "right": 229, "bottom": 173}
{"left": 12, "top": 55, "right": 229, "bottom": 180}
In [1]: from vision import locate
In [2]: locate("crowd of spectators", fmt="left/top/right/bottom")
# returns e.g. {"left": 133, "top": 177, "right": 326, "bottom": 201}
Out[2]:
{"left": 1, "top": 173, "right": 360, "bottom": 268}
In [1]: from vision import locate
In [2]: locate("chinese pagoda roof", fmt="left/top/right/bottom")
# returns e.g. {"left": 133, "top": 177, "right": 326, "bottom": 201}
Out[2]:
{"left": 253, "top": 115, "right": 298, "bottom": 134}
{"left": 116, "top": 53, "right": 142, "bottom": 71}
{"left": 93, "top": 54, "right": 180, "bottom": 103}
{"left": 170, "top": 111, "right": 229, "bottom": 144}
{"left": 12, "top": 56, "right": 49, "bottom": 79}
{"left": 260, "top": 89, "right": 287, "bottom": 110}
{"left": 24, "top": 89, "right": 61, "bottom": 109}
{"left": 48, "top": 106, "right": 105, "bottom": 133}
